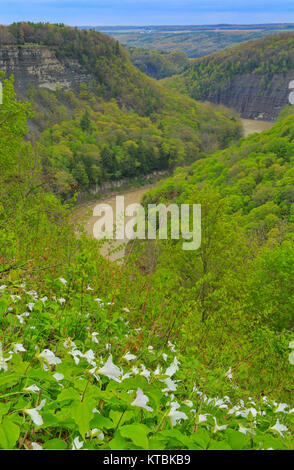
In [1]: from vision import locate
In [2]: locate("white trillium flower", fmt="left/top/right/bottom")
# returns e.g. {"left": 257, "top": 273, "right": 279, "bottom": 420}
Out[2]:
{"left": 275, "top": 403, "right": 289, "bottom": 413}
{"left": 168, "top": 341, "right": 176, "bottom": 353}
{"left": 169, "top": 401, "right": 188, "bottom": 427}
{"left": 86, "top": 429, "right": 104, "bottom": 440}
{"left": 270, "top": 419, "right": 288, "bottom": 436}
{"left": 289, "top": 350, "right": 294, "bottom": 365}
{"left": 225, "top": 368, "right": 233, "bottom": 380}
{"left": 123, "top": 352, "right": 137, "bottom": 361}
{"left": 91, "top": 332, "right": 99, "bottom": 344}
{"left": 213, "top": 417, "right": 228, "bottom": 433}
{"left": 25, "top": 384, "right": 40, "bottom": 393}
{"left": 38, "top": 349, "right": 62, "bottom": 366}
{"left": 84, "top": 349, "right": 96, "bottom": 366}
{"left": 53, "top": 373, "right": 64, "bottom": 382}
{"left": 72, "top": 436, "right": 84, "bottom": 450}
{"left": 131, "top": 388, "right": 153, "bottom": 412}
{"left": 98, "top": 354, "right": 122, "bottom": 382}
{"left": 161, "top": 377, "right": 178, "bottom": 392}
{"left": 13, "top": 343, "right": 26, "bottom": 354}
{"left": 165, "top": 356, "right": 180, "bottom": 377}
{"left": 24, "top": 399, "right": 46, "bottom": 427}
{"left": 140, "top": 364, "right": 151, "bottom": 381}
{"left": 31, "top": 442, "right": 43, "bottom": 450}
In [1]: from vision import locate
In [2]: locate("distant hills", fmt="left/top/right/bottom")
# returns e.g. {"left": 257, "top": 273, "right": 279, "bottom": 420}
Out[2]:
{"left": 162, "top": 33, "right": 294, "bottom": 121}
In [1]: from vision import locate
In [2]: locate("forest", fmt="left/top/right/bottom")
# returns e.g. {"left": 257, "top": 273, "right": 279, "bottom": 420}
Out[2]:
{"left": 163, "top": 33, "right": 294, "bottom": 100}
{"left": 0, "top": 23, "right": 293, "bottom": 451}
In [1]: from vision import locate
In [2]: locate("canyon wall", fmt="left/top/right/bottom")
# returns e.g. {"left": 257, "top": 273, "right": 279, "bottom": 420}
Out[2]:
{"left": 202, "top": 72, "right": 294, "bottom": 121}
{"left": 0, "top": 46, "right": 93, "bottom": 96}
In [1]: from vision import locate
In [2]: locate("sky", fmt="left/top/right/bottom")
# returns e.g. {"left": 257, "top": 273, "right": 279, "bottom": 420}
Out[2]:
{"left": 1, "top": 0, "right": 294, "bottom": 26}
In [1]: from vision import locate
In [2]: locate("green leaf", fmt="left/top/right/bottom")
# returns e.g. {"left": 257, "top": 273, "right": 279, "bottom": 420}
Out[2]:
{"left": 109, "top": 435, "right": 128, "bottom": 450}
{"left": 226, "top": 429, "right": 250, "bottom": 450}
{"left": 109, "top": 410, "right": 134, "bottom": 428}
{"left": 43, "top": 439, "right": 68, "bottom": 450}
{"left": 90, "top": 414, "right": 114, "bottom": 430}
{"left": 208, "top": 440, "right": 232, "bottom": 450}
{"left": 71, "top": 399, "right": 96, "bottom": 438}
{"left": 0, "top": 417, "right": 20, "bottom": 449}
{"left": 119, "top": 424, "right": 149, "bottom": 449}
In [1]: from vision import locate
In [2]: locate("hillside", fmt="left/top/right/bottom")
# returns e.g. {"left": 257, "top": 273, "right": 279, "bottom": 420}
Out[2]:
{"left": 163, "top": 33, "right": 294, "bottom": 120}
{"left": 0, "top": 23, "right": 241, "bottom": 198}
{"left": 126, "top": 47, "right": 189, "bottom": 80}
{"left": 0, "top": 75, "right": 293, "bottom": 450}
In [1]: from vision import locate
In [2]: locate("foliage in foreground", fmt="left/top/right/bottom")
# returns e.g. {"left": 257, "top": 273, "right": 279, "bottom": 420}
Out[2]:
{"left": 0, "top": 280, "right": 293, "bottom": 450}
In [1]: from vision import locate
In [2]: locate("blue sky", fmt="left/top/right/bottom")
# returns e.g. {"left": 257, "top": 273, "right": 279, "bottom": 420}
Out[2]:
{"left": 1, "top": 0, "right": 294, "bottom": 26}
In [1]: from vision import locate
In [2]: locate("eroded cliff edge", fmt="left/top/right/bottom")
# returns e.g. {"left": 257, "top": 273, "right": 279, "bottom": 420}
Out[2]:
{"left": 0, "top": 46, "right": 93, "bottom": 96}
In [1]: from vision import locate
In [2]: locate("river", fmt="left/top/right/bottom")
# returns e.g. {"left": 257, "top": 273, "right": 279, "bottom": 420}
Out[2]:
{"left": 73, "top": 118, "right": 274, "bottom": 261}
{"left": 241, "top": 118, "right": 273, "bottom": 137}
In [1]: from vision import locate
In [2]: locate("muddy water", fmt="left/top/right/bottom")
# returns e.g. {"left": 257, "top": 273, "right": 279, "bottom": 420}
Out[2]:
{"left": 73, "top": 185, "right": 155, "bottom": 262}
{"left": 241, "top": 118, "right": 274, "bottom": 137}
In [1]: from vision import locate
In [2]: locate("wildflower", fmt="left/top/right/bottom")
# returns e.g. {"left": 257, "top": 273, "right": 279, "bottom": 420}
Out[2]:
{"left": 59, "top": 278, "right": 67, "bottom": 285}
{"left": 69, "top": 348, "right": 84, "bottom": 365}
{"left": 24, "top": 399, "right": 46, "bottom": 426}
{"left": 91, "top": 332, "right": 99, "bottom": 344}
{"left": 169, "top": 401, "right": 188, "bottom": 427}
{"left": 27, "top": 303, "right": 35, "bottom": 312}
{"left": 84, "top": 349, "right": 96, "bottom": 366}
{"left": 24, "top": 384, "right": 40, "bottom": 394}
{"left": 168, "top": 341, "right": 176, "bottom": 352}
{"left": 213, "top": 417, "right": 228, "bottom": 433}
{"left": 162, "top": 353, "right": 168, "bottom": 361}
{"left": 225, "top": 368, "right": 233, "bottom": 380}
{"left": 86, "top": 429, "right": 104, "bottom": 440}
{"left": 165, "top": 356, "right": 180, "bottom": 377}
{"left": 123, "top": 352, "right": 136, "bottom": 361}
{"left": 72, "top": 436, "right": 84, "bottom": 450}
{"left": 17, "top": 312, "right": 30, "bottom": 324}
{"left": 275, "top": 403, "right": 289, "bottom": 413}
{"left": 123, "top": 307, "right": 130, "bottom": 313}
{"left": 63, "top": 338, "right": 76, "bottom": 349}
{"left": 38, "top": 349, "right": 62, "bottom": 366}
{"left": 53, "top": 373, "right": 64, "bottom": 382}
{"left": 13, "top": 343, "right": 26, "bottom": 354}
{"left": 140, "top": 364, "right": 151, "bottom": 382}
{"left": 270, "top": 419, "right": 288, "bottom": 436}
{"left": 0, "top": 285, "right": 7, "bottom": 291}
{"left": 31, "top": 442, "right": 43, "bottom": 450}
{"left": 58, "top": 298, "right": 66, "bottom": 304}
{"left": 131, "top": 388, "right": 153, "bottom": 412}
{"left": 161, "top": 377, "right": 178, "bottom": 392}
{"left": 98, "top": 355, "right": 122, "bottom": 382}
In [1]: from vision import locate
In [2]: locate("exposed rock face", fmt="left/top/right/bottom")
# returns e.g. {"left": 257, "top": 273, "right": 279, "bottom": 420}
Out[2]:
{"left": 202, "top": 72, "right": 294, "bottom": 121}
{"left": 0, "top": 46, "right": 93, "bottom": 96}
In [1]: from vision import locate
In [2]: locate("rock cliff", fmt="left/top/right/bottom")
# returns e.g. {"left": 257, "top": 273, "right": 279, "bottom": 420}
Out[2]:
{"left": 201, "top": 72, "right": 294, "bottom": 121}
{"left": 0, "top": 46, "right": 93, "bottom": 96}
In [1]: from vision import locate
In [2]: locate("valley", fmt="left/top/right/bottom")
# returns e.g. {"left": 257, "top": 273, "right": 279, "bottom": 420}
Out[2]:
{"left": 0, "top": 22, "right": 293, "bottom": 452}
